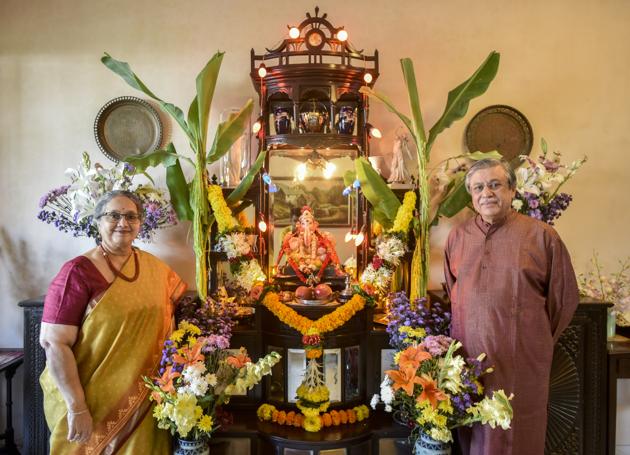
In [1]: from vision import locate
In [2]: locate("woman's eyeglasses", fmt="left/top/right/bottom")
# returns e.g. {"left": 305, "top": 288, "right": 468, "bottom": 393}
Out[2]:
{"left": 98, "top": 212, "right": 143, "bottom": 224}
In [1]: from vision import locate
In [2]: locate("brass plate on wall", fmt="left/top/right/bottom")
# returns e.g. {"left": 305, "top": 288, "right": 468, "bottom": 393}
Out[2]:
{"left": 94, "top": 96, "right": 162, "bottom": 162}
{"left": 465, "top": 105, "right": 533, "bottom": 162}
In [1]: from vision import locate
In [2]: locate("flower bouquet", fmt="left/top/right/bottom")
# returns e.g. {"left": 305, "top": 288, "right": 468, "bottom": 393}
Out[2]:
{"left": 37, "top": 152, "right": 176, "bottom": 240}
{"left": 372, "top": 292, "right": 513, "bottom": 450}
{"left": 371, "top": 329, "right": 513, "bottom": 449}
{"left": 145, "top": 320, "right": 280, "bottom": 445}
{"left": 512, "top": 139, "right": 586, "bottom": 225}
{"left": 579, "top": 254, "right": 630, "bottom": 327}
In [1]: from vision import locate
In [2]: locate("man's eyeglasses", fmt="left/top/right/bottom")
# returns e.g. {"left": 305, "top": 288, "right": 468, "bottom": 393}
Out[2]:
{"left": 470, "top": 181, "right": 506, "bottom": 194}
{"left": 98, "top": 212, "right": 143, "bottom": 224}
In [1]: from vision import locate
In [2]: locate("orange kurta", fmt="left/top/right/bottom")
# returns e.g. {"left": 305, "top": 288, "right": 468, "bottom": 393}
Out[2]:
{"left": 41, "top": 250, "right": 186, "bottom": 455}
{"left": 444, "top": 211, "right": 578, "bottom": 455}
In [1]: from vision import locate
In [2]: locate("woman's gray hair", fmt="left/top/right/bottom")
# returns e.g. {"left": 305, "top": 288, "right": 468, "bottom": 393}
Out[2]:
{"left": 465, "top": 159, "right": 516, "bottom": 193}
{"left": 94, "top": 190, "right": 144, "bottom": 220}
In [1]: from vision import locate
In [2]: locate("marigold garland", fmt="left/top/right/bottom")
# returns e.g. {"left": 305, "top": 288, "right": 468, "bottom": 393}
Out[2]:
{"left": 390, "top": 191, "right": 416, "bottom": 234}
{"left": 257, "top": 403, "right": 370, "bottom": 431}
{"left": 207, "top": 184, "right": 237, "bottom": 233}
{"left": 261, "top": 292, "right": 366, "bottom": 336}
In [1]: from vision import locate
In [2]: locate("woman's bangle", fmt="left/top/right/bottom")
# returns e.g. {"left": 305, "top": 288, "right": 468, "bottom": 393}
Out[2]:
{"left": 68, "top": 408, "right": 89, "bottom": 416}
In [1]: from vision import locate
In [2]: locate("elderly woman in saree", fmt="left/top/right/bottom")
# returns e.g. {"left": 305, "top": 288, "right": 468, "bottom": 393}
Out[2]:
{"left": 39, "top": 190, "right": 186, "bottom": 454}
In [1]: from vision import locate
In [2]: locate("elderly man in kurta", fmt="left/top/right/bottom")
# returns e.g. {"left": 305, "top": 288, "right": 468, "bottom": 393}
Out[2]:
{"left": 444, "top": 158, "right": 579, "bottom": 455}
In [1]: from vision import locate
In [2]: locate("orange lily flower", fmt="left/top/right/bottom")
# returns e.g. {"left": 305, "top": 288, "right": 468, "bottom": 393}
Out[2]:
{"left": 385, "top": 366, "right": 422, "bottom": 396}
{"left": 227, "top": 351, "right": 251, "bottom": 369}
{"left": 417, "top": 374, "right": 448, "bottom": 409}
{"left": 155, "top": 365, "right": 180, "bottom": 394}
{"left": 398, "top": 345, "right": 432, "bottom": 370}
{"left": 172, "top": 341, "right": 205, "bottom": 366}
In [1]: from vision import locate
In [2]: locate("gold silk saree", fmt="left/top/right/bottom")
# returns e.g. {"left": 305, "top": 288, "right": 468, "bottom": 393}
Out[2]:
{"left": 41, "top": 250, "right": 186, "bottom": 454}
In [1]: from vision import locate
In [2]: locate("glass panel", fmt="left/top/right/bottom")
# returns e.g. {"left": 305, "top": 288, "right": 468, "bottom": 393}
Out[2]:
{"left": 268, "top": 152, "right": 357, "bottom": 280}
{"left": 380, "top": 349, "right": 396, "bottom": 382}
{"left": 267, "top": 346, "right": 285, "bottom": 402}
{"left": 320, "top": 449, "right": 347, "bottom": 455}
{"left": 284, "top": 449, "right": 313, "bottom": 455}
{"left": 287, "top": 349, "right": 306, "bottom": 403}
{"left": 323, "top": 348, "right": 341, "bottom": 402}
{"left": 344, "top": 345, "right": 360, "bottom": 401}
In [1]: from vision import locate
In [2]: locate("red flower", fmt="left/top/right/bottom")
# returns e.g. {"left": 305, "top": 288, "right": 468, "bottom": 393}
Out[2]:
{"left": 372, "top": 257, "right": 383, "bottom": 269}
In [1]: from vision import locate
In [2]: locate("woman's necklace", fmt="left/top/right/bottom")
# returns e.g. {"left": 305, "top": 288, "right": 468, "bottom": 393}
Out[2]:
{"left": 99, "top": 245, "right": 140, "bottom": 282}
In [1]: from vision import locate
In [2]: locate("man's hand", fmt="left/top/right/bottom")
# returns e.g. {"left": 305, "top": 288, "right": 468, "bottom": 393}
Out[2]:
{"left": 67, "top": 409, "right": 93, "bottom": 444}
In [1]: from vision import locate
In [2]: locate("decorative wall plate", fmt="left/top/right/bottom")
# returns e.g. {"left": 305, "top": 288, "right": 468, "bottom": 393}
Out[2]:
{"left": 94, "top": 96, "right": 162, "bottom": 162}
{"left": 465, "top": 105, "right": 533, "bottom": 162}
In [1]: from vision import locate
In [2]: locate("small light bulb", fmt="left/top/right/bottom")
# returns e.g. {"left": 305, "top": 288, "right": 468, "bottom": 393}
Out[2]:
{"left": 257, "top": 65, "right": 267, "bottom": 78}
{"left": 252, "top": 120, "right": 262, "bottom": 134}
{"left": 323, "top": 161, "right": 336, "bottom": 179}
{"left": 296, "top": 163, "right": 307, "bottom": 181}
{"left": 337, "top": 30, "right": 348, "bottom": 41}
{"left": 345, "top": 231, "right": 354, "bottom": 243}
{"left": 258, "top": 219, "right": 267, "bottom": 232}
{"left": 363, "top": 72, "right": 373, "bottom": 84}
{"left": 369, "top": 126, "right": 382, "bottom": 139}
{"left": 289, "top": 27, "right": 300, "bottom": 39}
{"left": 354, "top": 231, "right": 365, "bottom": 246}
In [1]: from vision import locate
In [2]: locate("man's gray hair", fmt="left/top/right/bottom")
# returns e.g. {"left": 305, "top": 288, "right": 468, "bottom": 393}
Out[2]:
{"left": 464, "top": 159, "right": 516, "bottom": 194}
{"left": 94, "top": 190, "right": 144, "bottom": 220}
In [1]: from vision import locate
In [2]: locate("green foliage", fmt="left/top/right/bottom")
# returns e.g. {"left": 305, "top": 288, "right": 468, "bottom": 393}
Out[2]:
{"left": 354, "top": 157, "right": 401, "bottom": 230}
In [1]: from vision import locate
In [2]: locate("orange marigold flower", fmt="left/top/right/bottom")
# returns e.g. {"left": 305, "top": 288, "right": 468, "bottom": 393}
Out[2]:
{"left": 272, "top": 410, "right": 279, "bottom": 423}
{"left": 347, "top": 409, "right": 357, "bottom": 424}
{"left": 385, "top": 365, "right": 423, "bottom": 396}
{"left": 322, "top": 413, "right": 332, "bottom": 427}
{"left": 330, "top": 410, "right": 340, "bottom": 426}
{"left": 277, "top": 411, "right": 287, "bottom": 425}
{"left": 286, "top": 411, "right": 295, "bottom": 425}
{"left": 339, "top": 410, "right": 348, "bottom": 424}
{"left": 398, "top": 344, "right": 432, "bottom": 370}
{"left": 306, "top": 348, "right": 322, "bottom": 359}
{"left": 416, "top": 374, "right": 449, "bottom": 410}
{"left": 294, "top": 414, "right": 303, "bottom": 427}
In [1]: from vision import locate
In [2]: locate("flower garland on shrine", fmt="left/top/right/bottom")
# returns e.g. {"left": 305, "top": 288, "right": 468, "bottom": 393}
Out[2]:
{"left": 256, "top": 403, "right": 370, "bottom": 432}
{"left": 207, "top": 185, "right": 265, "bottom": 292}
{"left": 261, "top": 291, "right": 367, "bottom": 431}
{"left": 360, "top": 191, "right": 416, "bottom": 294}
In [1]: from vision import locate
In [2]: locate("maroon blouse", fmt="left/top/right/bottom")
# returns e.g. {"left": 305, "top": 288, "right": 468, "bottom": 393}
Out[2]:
{"left": 42, "top": 256, "right": 110, "bottom": 326}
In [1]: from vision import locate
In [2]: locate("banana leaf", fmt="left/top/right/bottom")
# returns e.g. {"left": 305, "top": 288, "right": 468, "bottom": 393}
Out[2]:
{"left": 196, "top": 53, "right": 224, "bottom": 152}
{"left": 359, "top": 86, "right": 414, "bottom": 137}
{"left": 207, "top": 99, "right": 254, "bottom": 163}
{"left": 427, "top": 52, "right": 500, "bottom": 153}
{"left": 343, "top": 170, "right": 356, "bottom": 187}
{"left": 355, "top": 157, "right": 400, "bottom": 230}
{"left": 226, "top": 150, "right": 267, "bottom": 207}
{"left": 101, "top": 53, "right": 194, "bottom": 143}
{"left": 400, "top": 58, "right": 427, "bottom": 146}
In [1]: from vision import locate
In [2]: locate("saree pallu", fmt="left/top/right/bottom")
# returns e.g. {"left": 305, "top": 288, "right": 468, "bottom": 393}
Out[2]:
{"left": 41, "top": 250, "right": 186, "bottom": 454}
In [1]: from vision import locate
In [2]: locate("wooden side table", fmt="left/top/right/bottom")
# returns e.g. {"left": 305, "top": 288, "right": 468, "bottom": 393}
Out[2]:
{"left": 607, "top": 335, "right": 630, "bottom": 455}
{"left": 0, "top": 349, "right": 24, "bottom": 454}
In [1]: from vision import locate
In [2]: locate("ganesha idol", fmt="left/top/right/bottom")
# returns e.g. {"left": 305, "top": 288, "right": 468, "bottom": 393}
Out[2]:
{"left": 275, "top": 206, "right": 346, "bottom": 295}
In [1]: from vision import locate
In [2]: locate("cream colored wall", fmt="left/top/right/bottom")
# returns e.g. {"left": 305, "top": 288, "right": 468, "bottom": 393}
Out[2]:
{"left": 1, "top": 0, "right": 629, "bottom": 447}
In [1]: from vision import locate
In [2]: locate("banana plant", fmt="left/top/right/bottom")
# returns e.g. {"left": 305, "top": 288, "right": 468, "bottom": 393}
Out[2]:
{"left": 102, "top": 52, "right": 259, "bottom": 301}
{"left": 360, "top": 51, "right": 500, "bottom": 298}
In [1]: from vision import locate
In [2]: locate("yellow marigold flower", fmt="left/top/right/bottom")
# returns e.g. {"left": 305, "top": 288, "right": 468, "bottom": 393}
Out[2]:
{"left": 257, "top": 404, "right": 276, "bottom": 421}
{"left": 303, "top": 415, "right": 322, "bottom": 432}
{"left": 169, "top": 329, "right": 184, "bottom": 343}
{"left": 393, "top": 352, "right": 401, "bottom": 365}
{"left": 390, "top": 191, "right": 416, "bottom": 234}
{"left": 197, "top": 414, "right": 213, "bottom": 432}
{"left": 372, "top": 220, "right": 383, "bottom": 237}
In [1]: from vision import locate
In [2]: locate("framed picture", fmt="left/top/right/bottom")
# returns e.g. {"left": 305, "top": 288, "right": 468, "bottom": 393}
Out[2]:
{"left": 272, "top": 177, "right": 351, "bottom": 227}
